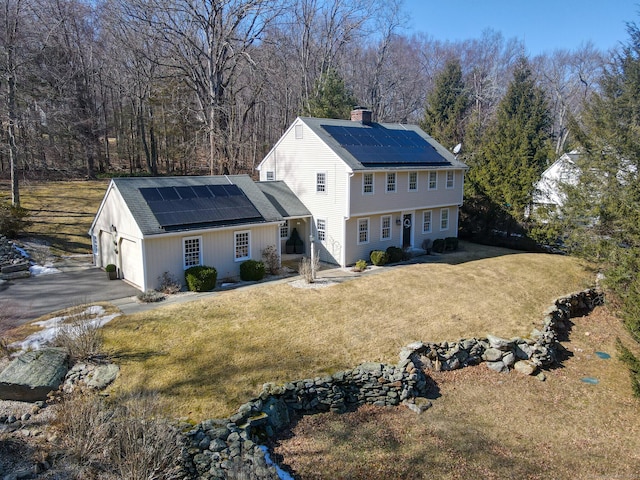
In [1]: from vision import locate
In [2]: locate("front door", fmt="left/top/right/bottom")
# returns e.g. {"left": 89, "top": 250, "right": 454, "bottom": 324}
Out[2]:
{"left": 402, "top": 214, "right": 412, "bottom": 248}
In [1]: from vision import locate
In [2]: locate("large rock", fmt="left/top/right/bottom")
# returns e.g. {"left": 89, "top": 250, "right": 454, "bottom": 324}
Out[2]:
{"left": 0, "top": 348, "right": 69, "bottom": 401}
{"left": 86, "top": 364, "right": 119, "bottom": 389}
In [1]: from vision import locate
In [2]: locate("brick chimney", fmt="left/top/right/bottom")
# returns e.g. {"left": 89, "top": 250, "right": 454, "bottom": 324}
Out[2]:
{"left": 351, "top": 107, "right": 372, "bottom": 125}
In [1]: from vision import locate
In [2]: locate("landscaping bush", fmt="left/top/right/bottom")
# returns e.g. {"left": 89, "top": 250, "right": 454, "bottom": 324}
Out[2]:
{"left": 445, "top": 237, "right": 459, "bottom": 251}
{"left": 53, "top": 307, "right": 104, "bottom": 361}
{"left": 299, "top": 254, "right": 319, "bottom": 283}
{"left": 137, "top": 289, "right": 165, "bottom": 303}
{"left": 185, "top": 265, "right": 217, "bottom": 292}
{"left": 0, "top": 201, "right": 31, "bottom": 238}
{"left": 262, "top": 245, "right": 281, "bottom": 275}
{"left": 157, "top": 272, "right": 181, "bottom": 294}
{"left": 353, "top": 259, "right": 367, "bottom": 272}
{"left": 370, "top": 250, "right": 388, "bottom": 266}
{"left": 105, "top": 264, "right": 116, "bottom": 273}
{"left": 240, "top": 259, "right": 266, "bottom": 281}
{"left": 385, "top": 246, "right": 404, "bottom": 263}
{"left": 432, "top": 238, "right": 446, "bottom": 253}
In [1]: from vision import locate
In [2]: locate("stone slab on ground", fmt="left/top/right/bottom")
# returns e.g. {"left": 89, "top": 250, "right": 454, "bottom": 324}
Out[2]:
{"left": 0, "top": 348, "right": 69, "bottom": 402}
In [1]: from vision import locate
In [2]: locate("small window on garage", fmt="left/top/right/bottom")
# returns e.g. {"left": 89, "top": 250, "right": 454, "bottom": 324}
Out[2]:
{"left": 235, "top": 230, "right": 251, "bottom": 261}
{"left": 266, "top": 171, "right": 275, "bottom": 181}
{"left": 295, "top": 124, "right": 303, "bottom": 139}
{"left": 183, "top": 236, "right": 202, "bottom": 268}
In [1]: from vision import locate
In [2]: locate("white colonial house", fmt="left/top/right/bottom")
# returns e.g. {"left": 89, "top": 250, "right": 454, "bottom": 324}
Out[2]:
{"left": 532, "top": 150, "right": 581, "bottom": 214}
{"left": 89, "top": 175, "right": 310, "bottom": 291}
{"left": 256, "top": 109, "right": 468, "bottom": 267}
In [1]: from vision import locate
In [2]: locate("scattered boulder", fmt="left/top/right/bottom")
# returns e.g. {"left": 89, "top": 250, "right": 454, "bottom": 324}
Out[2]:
{"left": 0, "top": 348, "right": 69, "bottom": 402}
{"left": 513, "top": 360, "right": 537, "bottom": 376}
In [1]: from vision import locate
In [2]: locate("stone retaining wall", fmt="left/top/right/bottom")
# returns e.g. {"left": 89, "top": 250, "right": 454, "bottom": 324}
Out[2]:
{"left": 400, "top": 288, "right": 604, "bottom": 377}
{"left": 180, "top": 287, "right": 604, "bottom": 480}
{"left": 182, "top": 360, "right": 430, "bottom": 479}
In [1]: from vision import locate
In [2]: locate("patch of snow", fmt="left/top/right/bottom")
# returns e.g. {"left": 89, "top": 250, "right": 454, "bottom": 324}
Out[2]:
{"left": 29, "top": 264, "right": 61, "bottom": 276}
{"left": 259, "top": 446, "right": 295, "bottom": 480}
{"left": 10, "top": 305, "right": 120, "bottom": 354}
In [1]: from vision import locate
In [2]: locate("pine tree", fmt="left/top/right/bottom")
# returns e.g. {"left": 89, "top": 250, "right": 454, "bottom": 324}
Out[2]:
{"left": 468, "top": 57, "right": 551, "bottom": 230}
{"left": 563, "top": 21, "right": 640, "bottom": 338}
{"left": 420, "top": 59, "right": 470, "bottom": 150}
{"left": 305, "top": 68, "right": 357, "bottom": 119}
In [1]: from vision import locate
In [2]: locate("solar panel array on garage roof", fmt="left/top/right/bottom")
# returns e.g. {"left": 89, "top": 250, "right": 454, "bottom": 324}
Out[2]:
{"left": 139, "top": 184, "right": 262, "bottom": 228}
{"left": 321, "top": 124, "right": 451, "bottom": 167}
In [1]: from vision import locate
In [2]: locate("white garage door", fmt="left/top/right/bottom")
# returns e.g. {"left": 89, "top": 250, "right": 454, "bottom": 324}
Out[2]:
{"left": 119, "top": 238, "right": 142, "bottom": 289}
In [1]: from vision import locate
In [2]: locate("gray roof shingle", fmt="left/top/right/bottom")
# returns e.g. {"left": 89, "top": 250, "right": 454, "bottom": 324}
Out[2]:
{"left": 256, "top": 181, "right": 312, "bottom": 219}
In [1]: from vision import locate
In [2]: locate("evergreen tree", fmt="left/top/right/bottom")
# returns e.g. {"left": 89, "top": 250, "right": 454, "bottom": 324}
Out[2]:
{"left": 468, "top": 57, "right": 551, "bottom": 229}
{"left": 420, "top": 59, "right": 470, "bottom": 150}
{"left": 305, "top": 68, "right": 357, "bottom": 119}
{"left": 563, "top": 21, "right": 640, "bottom": 338}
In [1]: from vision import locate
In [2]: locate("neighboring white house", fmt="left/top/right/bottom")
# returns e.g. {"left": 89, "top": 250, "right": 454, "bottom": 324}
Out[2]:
{"left": 532, "top": 150, "right": 581, "bottom": 214}
{"left": 89, "top": 175, "right": 310, "bottom": 291}
{"left": 256, "top": 109, "right": 468, "bottom": 267}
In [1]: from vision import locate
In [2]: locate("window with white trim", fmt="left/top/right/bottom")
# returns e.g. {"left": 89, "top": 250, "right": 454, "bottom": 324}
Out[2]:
{"left": 363, "top": 173, "right": 374, "bottom": 194}
{"left": 408, "top": 172, "right": 418, "bottom": 191}
{"left": 280, "top": 223, "right": 289, "bottom": 239}
{"left": 234, "top": 231, "right": 250, "bottom": 261}
{"left": 295, "top": 124, "right": 303, "bottom": 139}
{"left": 316, "top": 218, "right": 326, "bottom": 242}
{"left": 381, "top": 215, "right": 392, "bottom": 240}
{"left": 446, "top": 171, "right": 454, "bottom": 189}
{"left": 422, "top": 211, "right": 432, "bottom": 233}
{"left": 386, "top": 172, "right": 396, "bottom": 192}
{"left": 358, "top": 218, "right": 369, "bottom": 244}
{"left": 440, "top": 209, "right": 449, "bottom": 231}
{"left": 266, "top": 171, "right": 275, "bottom": 181}
{"left": 428, "top": 171, "right": 437, "bottom": 190}
{"left": 316, "top": 172, "right": 327, "bottom": 193}
{"left": 183, "top": 236, "right": 202, "bottom": 268}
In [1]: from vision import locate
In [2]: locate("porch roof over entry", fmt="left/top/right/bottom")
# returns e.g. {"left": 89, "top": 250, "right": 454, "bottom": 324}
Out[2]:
{"left": 112, "top": 175, "right": 285, "bottom": 236}
{"left": 256, "top": 181, "right": 312, "bottom": 219}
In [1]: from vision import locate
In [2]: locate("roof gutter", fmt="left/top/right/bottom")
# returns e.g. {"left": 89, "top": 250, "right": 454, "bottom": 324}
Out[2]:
{"left": 139, "top": 220, "right": 284, "bottom": 240}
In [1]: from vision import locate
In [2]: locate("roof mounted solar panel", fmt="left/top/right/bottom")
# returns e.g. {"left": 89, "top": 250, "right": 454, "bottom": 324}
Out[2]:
{"left": 139, "top": 184, "right": 263, "bottom": 229}
{"left": 321, "top": 124, "right": 452, "bottom": 167}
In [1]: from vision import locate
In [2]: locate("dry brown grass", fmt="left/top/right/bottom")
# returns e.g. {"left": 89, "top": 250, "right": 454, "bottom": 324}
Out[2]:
{"left": 2, "top": 179, "right": 109, "bottom": 254}
{"left": 272, "top": 306, "right": 640, "bottom": 480}
{"left": 102, "top": 247, "right": 593, "bottom": 421}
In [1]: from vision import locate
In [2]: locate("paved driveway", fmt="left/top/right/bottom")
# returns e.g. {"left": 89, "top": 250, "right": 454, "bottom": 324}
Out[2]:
{"left": 0, "top": 268, "right": 139, "bottom": 325}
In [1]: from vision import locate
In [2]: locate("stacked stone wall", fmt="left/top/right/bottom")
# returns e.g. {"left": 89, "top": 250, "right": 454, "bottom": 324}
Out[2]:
{"left": 180, "top": 287, "right": 604, "bottom": 479}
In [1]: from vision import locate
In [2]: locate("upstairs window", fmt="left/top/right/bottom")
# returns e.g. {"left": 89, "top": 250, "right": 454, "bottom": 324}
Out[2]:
{"left": 446, "top": 171, "right": 454, "bottom": 189}
{"left": 363, "top": 173, "right": 374, "bottom": 194}
{"left": 386, "top": 172, "right": 396, "bottom": 193}
{"left": 295, "top": 124, "right": 303, "bottom": 139}
{"left": 428, "top": 171, "right": 437, "bottom": 190}
{"left": 408, "top": 172, "right": 418, "bottom": 191}
{"left": 266, "top": 171, "right": 275, "bottom": 181}
{"left": 234, "top": 231, "right": 250, "bottom": 261}
{"left": 316, "top": 172, "right": 327, "bottom": 193}
{"left": 183, "top": 236, "right": 202, "bottom": 268}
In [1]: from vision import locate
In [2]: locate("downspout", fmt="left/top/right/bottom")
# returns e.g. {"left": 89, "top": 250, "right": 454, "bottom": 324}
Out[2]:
{"left": 342, "top": 170, "right": 354, "bottom": 267}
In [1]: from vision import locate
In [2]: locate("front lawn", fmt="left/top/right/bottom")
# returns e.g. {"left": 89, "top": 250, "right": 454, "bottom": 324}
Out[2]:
{"left": 102, "top": 245, "right": 592, "bottom": 420}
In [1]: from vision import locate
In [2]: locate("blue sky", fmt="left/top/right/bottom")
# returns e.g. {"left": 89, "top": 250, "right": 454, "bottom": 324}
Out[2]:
{"left": 402, "top": 0, "right": 639, "bottom": 55}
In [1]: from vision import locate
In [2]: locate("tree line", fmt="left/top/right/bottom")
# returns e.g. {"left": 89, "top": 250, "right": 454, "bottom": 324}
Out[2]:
{"left": 0, "top": 1, "right": 604, "bottom": 191}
